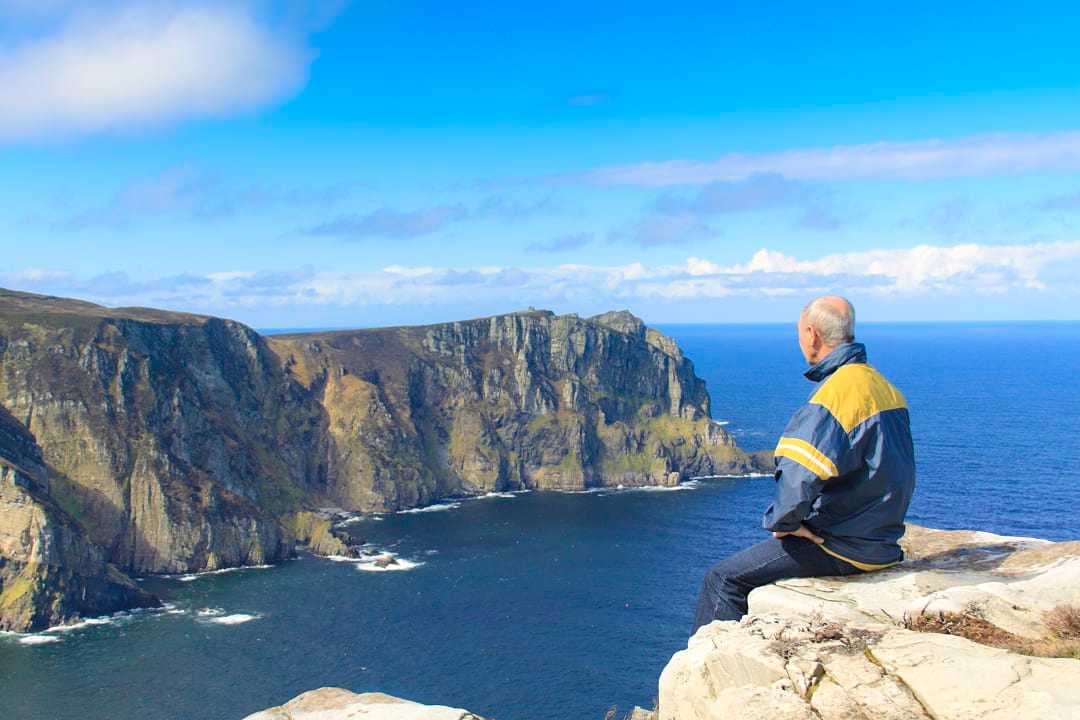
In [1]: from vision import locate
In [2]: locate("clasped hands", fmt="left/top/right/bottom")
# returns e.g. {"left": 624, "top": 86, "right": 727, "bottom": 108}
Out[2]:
{"left": 772, "top": 524, "right": 824, "bottom": 544}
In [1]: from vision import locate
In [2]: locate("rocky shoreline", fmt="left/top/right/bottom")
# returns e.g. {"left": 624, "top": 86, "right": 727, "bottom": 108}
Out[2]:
{"left": 0, "top": 288, "right": 769, "bottom": 631}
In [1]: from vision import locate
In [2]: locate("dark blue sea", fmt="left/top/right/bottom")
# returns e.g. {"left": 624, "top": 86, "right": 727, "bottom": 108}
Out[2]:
{"left": 3, "top": 323, "right": 1078, "bottom": 720}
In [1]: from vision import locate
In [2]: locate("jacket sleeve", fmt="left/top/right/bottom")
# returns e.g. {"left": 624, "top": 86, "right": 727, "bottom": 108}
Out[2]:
{"left": 762, "top": 402, "right": 857, "bottom": 533}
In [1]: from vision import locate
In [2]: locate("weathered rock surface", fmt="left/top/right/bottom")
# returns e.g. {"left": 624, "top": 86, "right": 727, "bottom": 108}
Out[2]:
{"left": 659, "top": 525, "right": 1080, "bottom": 720}
{"left": 269, "top": 309, "right": 766, "bottom": 511}
{"left": 0, "top": 289, "right": 324, "bottom": 579}
{"left": 243, "top": 687, "right": 485, "bottom": 720}
{"left": 0, "top": 405, "right": 158, "bottom": 631}
{"left": 0, "top": 289, "right": 762, "bottom": 628}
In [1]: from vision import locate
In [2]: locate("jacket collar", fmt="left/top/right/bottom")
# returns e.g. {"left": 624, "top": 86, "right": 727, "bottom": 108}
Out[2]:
{"left": 804, "top": 342, "right": 866, "bottom": 382}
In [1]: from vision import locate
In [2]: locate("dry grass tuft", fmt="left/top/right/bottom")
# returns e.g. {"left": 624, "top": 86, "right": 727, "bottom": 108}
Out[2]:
{"left": 904, "top": 605, "right": 1080, "bottom": 659}
{"left": 1045, "top": 604, "right": 1080, "bottom": 641}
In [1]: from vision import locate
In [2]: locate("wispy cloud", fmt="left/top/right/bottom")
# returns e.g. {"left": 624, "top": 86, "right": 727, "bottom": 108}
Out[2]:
{"left": 651, "top": 172, "right": 843, "bottom": 232}
{"left": 300, "top": 195, "right": 561, "bottom": 240}
{"left": 301, "top": 205, "right": 470, "bottom": 240}
{"left": 609, "top": 213, "right": 719, "bottom": 247}
{"left": 45, "top": 165, "right": 353, "bottom": 229}
{"left": 11, "top": 242, "right": 1077, "bottom": 316}
{"left": 526, "top": 232, "right": 593, "bottom": 253}
{"left": 899, "top": 198, "right": 976, "bottom": 238}
{"left": 0, "top": 3, "right": 331, "bottom": 141}
{"left": 583, "top": 131, "right": 1080, "bottom": 186}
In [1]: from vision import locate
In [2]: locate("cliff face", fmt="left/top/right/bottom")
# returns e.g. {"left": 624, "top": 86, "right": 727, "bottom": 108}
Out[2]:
{"left": 0, "top": 290, "right": 323, "bottom": 576}
{"left": 0, "top": 405, "right": 157, "bottom": 631}
{"left": 0, "top": 289, "right": 763, "bottom": 629}
{"left": 268, "top": 309, "right": 763, "bottom": 511}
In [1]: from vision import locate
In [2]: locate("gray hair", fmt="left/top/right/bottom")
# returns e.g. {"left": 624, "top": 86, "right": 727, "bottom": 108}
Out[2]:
{"left": 802, "top": 296, "right": 855, "bottom": 345}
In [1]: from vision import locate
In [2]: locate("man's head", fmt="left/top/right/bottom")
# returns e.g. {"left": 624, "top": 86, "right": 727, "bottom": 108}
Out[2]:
{"left": 798, "top": 295, "right": 855, "bottom": 364}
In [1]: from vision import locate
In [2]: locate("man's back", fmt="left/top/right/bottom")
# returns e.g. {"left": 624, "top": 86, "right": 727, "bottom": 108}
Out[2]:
{"left": 766, "top": 343, "right": 916, "bottom": 568}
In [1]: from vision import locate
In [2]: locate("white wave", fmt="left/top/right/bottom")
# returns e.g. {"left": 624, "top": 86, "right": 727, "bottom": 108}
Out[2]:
{"left": 691, "top": 472, "right": 772, "bottom": 479}
{"left": 332, "top": 515, "right": 365, "bottom": 527}
{"left": 196, "top": 607, "right": 225, "bottom": 617}
{"left": 711, "top": 419, "right": 731, "bottom": 426}
{"left": 18, "top": 634, "right": 61, "bottom": 645}
{"left": 355, "top": 558, "right": 424, "bottom": 572}
{"left": 629, "top": 480, "right": 703, "bottom": 492}
{"left": 206, "top": 613, "right": 259, "bottom": 625}
{"left": 479, "top": 491, "right": 518, "bottom": 499}
{"left": 173, "top": 564, "right": 274, "bottom": 582}
{"left": 397, "top": 502, "right": 461, "bottom": 514}
{"left": 44, "top": 616, "right": 116, "bottom": 633}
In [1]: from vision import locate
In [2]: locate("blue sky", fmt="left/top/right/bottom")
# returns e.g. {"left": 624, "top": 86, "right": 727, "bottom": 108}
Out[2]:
{"left": 4, "top": 1, "right": 1080, "bottom": 326}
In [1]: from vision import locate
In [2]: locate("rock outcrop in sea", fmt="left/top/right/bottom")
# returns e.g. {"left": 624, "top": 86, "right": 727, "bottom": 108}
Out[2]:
{"left": 0, "top": 288, "right": 766, "bottom": 630}
{"left": 245, "top": 525, "right": 1080, "bottom": 719}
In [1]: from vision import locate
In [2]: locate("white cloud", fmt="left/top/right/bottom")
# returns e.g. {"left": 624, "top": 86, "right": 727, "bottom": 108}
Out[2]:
{"left": 585, "top": 131, "right": 1080, "bottom": 186}
{"left": 7, "top": 242, "right": 1080, "bottom": 317}
{"left": 0, "top": 3, "right": 314, "bottom": 141}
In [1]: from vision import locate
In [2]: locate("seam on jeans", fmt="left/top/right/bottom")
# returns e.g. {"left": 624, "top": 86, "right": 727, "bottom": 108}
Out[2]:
{"left": 739, "top": 545, "right": 792, "bottom": 579}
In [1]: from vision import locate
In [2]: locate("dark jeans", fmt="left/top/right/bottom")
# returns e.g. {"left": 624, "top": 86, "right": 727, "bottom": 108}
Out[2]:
{"left": 691, "top": 536, "right": 865, "bottom": 636}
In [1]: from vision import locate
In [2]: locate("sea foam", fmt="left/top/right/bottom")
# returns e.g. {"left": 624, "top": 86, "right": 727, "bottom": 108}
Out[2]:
{"left": 18, "top": 634, "right": 61, "bottom": 645}
{"left": 174, "top": 564, "right": 274, "bottom": 582}
{"left": 397, "top": 502, "right": 461, "bottom": 513}
{"left": 206, "top": 613, "right": 259, "bottom": 625}
{"left": 355, "top": 558, "right": 424, "bottom": 572}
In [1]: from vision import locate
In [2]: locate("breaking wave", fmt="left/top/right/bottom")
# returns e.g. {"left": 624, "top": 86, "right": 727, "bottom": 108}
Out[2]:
{"left": 397, "top": 502, "right": 461, "bottom": 514}
{"left": 173, "top": 564, "right": 274, "bottom": 582}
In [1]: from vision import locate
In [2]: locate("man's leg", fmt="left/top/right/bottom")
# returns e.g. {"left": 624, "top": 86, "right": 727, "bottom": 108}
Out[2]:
{"left": 691, "top": 536, "right": 862, "bottom": 636}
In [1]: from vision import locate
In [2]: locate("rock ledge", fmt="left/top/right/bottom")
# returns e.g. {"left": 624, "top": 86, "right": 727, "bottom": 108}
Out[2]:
{"left": 659, "top": 525, "right": 1080, "bottom": 720}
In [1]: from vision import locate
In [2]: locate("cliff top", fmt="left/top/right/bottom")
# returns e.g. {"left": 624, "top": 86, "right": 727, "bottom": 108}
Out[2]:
{"left": 661, "top": 524, "right": 1080, "bottom": 720}
{"left": 0, "top": 287, "right": 210, "bottom": 326}
{"left": 269, "top": 307, "right": 648, "bottom": 341}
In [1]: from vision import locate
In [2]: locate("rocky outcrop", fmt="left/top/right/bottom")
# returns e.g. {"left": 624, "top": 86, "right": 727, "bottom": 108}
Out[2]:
{"left": 659, "top": 525, "right": 1080, "bottom": 719}
{"left": 1, "top": 289, "right": 762, "bottom": 628}
{"left": 0, "top": 405, "right": 158, "bottom": 631}
{"left": 243, "top": 688, "right": 485, "bottom": 720}
{"left": 268, "top": 309, "right": 765, "bottom": 511}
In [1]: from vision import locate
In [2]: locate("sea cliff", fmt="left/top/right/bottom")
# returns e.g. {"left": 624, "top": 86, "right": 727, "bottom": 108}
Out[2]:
{"left": 268, "top": 309, "right": 763, "bottom": 511}
{"left": 0, "top": 288, "right": 766, "bottom": 631}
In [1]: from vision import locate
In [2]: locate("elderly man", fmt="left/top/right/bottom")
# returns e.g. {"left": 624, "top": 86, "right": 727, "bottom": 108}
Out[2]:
{"left": 691, "top": 296, "right": 915, "bottom": 635}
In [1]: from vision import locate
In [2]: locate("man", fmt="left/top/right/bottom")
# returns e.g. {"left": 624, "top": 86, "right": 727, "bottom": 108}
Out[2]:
{"left": 691, "top": 296, "right": 915, "bottom": 635}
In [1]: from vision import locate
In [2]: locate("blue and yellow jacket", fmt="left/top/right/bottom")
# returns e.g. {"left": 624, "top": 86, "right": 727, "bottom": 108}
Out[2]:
{"left": 763, "top": 342, "right": 915, "bottom": 569}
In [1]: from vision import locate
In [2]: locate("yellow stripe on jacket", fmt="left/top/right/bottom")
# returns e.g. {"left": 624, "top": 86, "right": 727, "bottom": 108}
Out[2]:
{"left": 810, "top": 363, "right": 907, "bottom": 433}
{"left": 774, "top": 436, "right": 839, "bottom": 480}
{"left": 817, "top": 544, "right": 899, "bottom": 571}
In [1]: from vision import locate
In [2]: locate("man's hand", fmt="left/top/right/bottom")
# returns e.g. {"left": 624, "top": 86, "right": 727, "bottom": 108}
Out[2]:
{"left": 773, "top": 524, "right": 824, "bottom": 544}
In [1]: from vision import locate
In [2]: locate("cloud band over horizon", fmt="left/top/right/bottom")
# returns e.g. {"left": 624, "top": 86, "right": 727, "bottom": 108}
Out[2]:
{"left": 6, "top": 240, "right": 1079, "bottom": 325}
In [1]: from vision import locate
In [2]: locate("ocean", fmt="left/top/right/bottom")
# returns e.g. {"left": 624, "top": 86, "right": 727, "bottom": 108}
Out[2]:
{"left": 2, "top": 323, "right": 1078, "bottom": 720}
